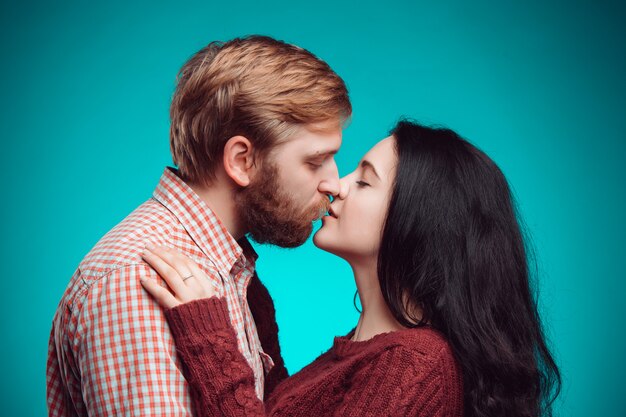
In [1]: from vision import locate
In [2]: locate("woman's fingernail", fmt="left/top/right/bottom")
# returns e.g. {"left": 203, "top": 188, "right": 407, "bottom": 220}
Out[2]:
{"left": 145, "top": 243, "right": 156, "bottom": 251}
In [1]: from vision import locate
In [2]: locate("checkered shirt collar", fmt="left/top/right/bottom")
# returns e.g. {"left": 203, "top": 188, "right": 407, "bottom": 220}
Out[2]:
{"left": 152, "top": 167, "right": 257, "bottom": 276}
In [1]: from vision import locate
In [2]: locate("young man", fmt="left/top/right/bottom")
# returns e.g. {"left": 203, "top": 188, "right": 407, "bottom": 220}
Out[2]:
{"left": 46, "top": 36, "right": 351, "bottom": 416}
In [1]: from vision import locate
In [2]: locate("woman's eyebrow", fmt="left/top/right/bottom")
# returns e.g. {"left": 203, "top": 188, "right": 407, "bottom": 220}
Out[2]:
{"left": 360, "top": 159, "right": 380, "bottom": 179}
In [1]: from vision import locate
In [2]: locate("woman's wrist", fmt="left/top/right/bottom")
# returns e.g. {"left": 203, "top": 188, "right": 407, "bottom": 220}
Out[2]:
{"left": 164, "top": 296, "right": 231, "bottom": 338}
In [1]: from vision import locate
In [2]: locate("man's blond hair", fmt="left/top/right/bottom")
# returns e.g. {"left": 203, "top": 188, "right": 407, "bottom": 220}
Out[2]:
{"left": 170, "top": 35, "right": 352, "bottom": 184}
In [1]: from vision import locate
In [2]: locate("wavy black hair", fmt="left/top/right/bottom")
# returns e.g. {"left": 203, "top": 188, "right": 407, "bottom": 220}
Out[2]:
{"left": 378, "top": 119, "right": 561, "bottom": 417}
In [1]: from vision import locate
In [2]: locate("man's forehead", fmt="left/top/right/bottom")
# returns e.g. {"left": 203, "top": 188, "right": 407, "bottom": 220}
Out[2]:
{"left": 280, "top": 128, "right": 342, "bottom": 152}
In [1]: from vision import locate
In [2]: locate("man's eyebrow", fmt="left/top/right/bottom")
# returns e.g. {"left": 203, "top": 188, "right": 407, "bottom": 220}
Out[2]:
{"left": 360, "top": 159, "right": 380, "bottom": 179}
{"left": 308, "top": 150, "right": 339, "bottom": 158}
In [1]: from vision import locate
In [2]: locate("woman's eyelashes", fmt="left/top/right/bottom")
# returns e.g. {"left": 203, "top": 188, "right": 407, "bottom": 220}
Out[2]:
{"left": 355, "top": 180, "right": 370, "bottom": 188}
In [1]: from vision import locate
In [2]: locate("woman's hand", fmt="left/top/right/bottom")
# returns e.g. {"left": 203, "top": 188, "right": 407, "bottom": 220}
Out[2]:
{"left": 140, "top": 244, "right": 218, "bottom": 309}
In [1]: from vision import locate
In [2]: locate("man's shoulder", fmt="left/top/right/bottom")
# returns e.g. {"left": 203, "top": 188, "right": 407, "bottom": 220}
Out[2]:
{"left": 58, "top": 199, "right": 190, "bottom": 291}
{"left": 53, "top": 199, "right": 176, "bottom": 305}
{"left": 81, "top": 198, "right": 180, "bottom": 271}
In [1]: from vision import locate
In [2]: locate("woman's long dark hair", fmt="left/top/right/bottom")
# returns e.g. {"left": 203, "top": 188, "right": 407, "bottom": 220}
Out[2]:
{"left": 378, "top": 119, "right": 561, "bottom": 417}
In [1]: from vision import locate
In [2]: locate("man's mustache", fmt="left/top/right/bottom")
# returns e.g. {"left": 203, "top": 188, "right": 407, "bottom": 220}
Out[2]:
{"left": 311, "top": 195, "right": 332, "bottom": 220}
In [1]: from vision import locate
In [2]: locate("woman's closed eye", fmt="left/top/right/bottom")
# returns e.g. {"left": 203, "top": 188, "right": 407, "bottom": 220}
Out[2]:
{"left": 355, "top": 180, "right": 370, "bottom": 187}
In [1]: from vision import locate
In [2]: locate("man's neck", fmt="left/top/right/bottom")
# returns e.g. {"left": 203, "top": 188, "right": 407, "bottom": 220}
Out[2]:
{"left": 186, "top": 175, "right": 245, "bottom": 240}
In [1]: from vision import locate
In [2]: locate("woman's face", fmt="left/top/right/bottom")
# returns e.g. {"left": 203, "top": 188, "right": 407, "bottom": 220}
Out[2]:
{"left": 313, "top": 136, "right": 397, "bottom": 261}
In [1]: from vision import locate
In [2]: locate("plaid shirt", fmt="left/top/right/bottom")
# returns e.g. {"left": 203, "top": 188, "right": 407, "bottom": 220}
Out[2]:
{"left": 47, "top": 167, "right": 273, "bottom": 416}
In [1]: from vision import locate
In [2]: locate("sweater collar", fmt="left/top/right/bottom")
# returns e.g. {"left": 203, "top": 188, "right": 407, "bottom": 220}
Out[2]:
{"left": 332, "top": 326, "right": 436, "bottom": 358}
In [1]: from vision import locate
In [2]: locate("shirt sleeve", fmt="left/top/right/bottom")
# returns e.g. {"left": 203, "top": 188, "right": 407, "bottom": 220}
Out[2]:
{"left": 73, "top": 264, "right": 198, "bottom": 416}
{"left": 47, "top": 293, "right": 84, "bottom": 417}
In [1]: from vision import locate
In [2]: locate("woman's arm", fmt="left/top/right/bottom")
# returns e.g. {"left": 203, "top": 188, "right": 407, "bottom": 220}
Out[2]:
{"left": 140, "top": 245, "right": 271, "bottom": 417}
{"left": 165, "top": 297, "right": 269, "bottom": 417}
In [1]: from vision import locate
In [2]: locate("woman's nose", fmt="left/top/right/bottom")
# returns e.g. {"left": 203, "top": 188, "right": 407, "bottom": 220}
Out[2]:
{"left": 337, "top": 176, "right": 350, "bottom": 200}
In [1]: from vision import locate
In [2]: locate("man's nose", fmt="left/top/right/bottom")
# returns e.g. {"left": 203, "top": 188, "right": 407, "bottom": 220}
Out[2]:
{"left": 317, "top": 159, "right": 341, "bottom": 197}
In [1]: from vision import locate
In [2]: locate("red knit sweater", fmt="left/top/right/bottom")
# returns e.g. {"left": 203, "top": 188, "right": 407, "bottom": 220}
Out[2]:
{"left": 165, "top": 287, "right": 463, "bottom": 416}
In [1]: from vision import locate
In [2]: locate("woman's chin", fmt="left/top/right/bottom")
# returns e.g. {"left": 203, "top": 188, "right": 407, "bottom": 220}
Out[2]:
{"left": 313, "top": 227, "right": 337, "bottom": 253}
{"left": 312, "top": 228, "right": 328, "bottom": 249}
{"left": 314, "top": 230, "right": 353, "bottom": 263}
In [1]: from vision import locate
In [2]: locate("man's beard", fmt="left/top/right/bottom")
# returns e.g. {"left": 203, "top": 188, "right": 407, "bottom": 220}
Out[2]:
{"left": 235, "top": 162, "right": 331, "bottom": 248}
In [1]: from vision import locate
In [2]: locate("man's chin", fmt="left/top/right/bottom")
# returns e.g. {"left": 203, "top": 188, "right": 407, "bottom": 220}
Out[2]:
{"left": 269, "top": 235, "right": 310, "bottom": 248}
{"left": 248, "top": 224, "right": 313, "bottom": 248}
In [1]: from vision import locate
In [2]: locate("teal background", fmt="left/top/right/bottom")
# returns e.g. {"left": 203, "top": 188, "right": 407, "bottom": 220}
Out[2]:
{"left": 1, "top": 0, "right": 624, "bottom": 416}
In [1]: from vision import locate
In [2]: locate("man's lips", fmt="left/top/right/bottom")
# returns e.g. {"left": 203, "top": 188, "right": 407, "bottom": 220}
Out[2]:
{"left": 313, "top": 197, "right": 333, "bottom": 221}
{"left": 312, "top": 206, "right": 329, "bottom": 221}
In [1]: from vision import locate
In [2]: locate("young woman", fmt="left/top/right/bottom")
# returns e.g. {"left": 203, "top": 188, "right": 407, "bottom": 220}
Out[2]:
{"left": 141, "top": 120, "right": 561, "bottom": 417}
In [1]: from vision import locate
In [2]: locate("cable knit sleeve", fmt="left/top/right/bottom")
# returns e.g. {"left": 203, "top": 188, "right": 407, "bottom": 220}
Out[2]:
{"left": 333, "top": 345, "right": 463, "bottom": 417}
{"left": 165, "top": 297, "right": 268, "bottom": 417}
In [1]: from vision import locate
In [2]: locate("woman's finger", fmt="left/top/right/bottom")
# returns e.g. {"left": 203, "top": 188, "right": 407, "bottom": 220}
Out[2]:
{"left": 159, "top": 246, "right": 219, "bottom": 300}
{"left": 184, "top": 259, "right": 219, "bottom": 299}
{"left": 143, "top": 245, "right": 219, "bottom": 303}
{"left": 147, "top": 245, "right": 193, "bottom": 279}
{"left": 140, "top": 277, "right": 181, "bottom": 309}
{"left": 142, "top": 248, "right": 190, "bottom": 299}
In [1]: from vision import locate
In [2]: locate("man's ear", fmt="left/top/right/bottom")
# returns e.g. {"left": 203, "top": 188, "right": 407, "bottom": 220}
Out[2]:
{"left": 223, "top": 135, "right": 256, "bottom": 187}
